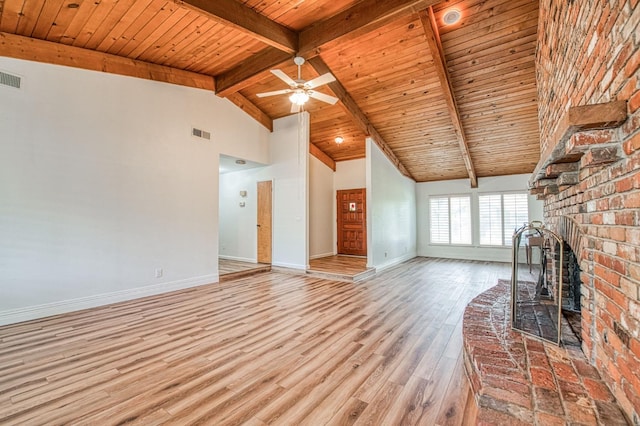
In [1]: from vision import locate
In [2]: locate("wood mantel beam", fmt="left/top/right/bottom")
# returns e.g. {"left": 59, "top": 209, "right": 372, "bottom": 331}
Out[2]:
{"left": 0, "top": 32, "right": 215, "bottom": 91}
{"left": 308, "top": 56, "right": 413, "bottom": 180}
{"left": 215, "top": 48, "right": 293, "bottom": 97}
{"left": 529, "top": 100, "right": 627, "bottom": 186}
{"left": 298, "top": 0, "right": 439, "bottom": 58}
{"left": 177, "top": 0, "right": 297, "bottom": 54}
{"left": 419, "top": 8, "right": 477, "bottom": 188}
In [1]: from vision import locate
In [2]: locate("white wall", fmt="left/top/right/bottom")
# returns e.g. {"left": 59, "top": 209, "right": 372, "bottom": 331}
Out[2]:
{"left": 218, "top": 104, "right": 270, "bottom": 165}
{"left": 416, "top": 174, "right": 544, "bottom": 262}
{"left": 218, "top": 114, "right": 309, "bottom": 269}
{"left": 309, "top": 155, "right": 334, "bottom": 259}
{"left": 0, "top": 57, "right": 270, "bottom": 325}
{"left": 366, "top": 138, "right": 417, "bottom": 270}
{"left": 335, "top": 158, "right": 366, "bottom": 190}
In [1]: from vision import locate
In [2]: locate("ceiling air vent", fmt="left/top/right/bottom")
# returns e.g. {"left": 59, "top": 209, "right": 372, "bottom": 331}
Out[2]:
{"left": 0, "top": 71, "right": 21, "bottom": 89}
{"left": 192, "top": 127, "right": 211, "bottom": 140}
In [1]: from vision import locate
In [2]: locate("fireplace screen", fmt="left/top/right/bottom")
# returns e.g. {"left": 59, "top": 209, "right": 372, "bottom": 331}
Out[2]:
{"left": 511, "top": 221, "right": 564, "bottom": 345}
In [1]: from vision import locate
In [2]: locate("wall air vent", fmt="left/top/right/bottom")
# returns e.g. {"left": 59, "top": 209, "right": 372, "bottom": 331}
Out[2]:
{"left": 0, "top": 71, "right": 21, "bottom": 89}
{"left": 192, "top": 127, "right": 211, "bottom": 140}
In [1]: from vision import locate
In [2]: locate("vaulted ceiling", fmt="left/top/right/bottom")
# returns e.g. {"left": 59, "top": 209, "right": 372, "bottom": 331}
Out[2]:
{"left": 0, "top": 0, "right": 540, "bottom": 186}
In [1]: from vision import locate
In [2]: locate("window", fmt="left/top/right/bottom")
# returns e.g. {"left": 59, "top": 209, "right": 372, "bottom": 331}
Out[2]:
{"left": 430, "top": 196, "right": 471, "bottom": 244}
{"left": 479, "top": 193, "right": 528, "bottom": 246}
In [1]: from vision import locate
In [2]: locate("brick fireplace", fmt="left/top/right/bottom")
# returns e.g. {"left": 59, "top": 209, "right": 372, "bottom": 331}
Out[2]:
{"left": 530, "top": 0, "right": 640, "bottom": 421}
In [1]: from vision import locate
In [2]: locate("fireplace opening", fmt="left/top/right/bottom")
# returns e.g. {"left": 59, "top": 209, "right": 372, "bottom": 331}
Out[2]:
{"left": 560, "top": 243, "right": 582, "bottom": 343}
{"left": 511, "top": 222, "right": 582, "bottom": 346}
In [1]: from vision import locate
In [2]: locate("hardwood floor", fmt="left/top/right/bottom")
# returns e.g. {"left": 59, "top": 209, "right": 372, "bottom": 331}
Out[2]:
{"left": 219, "top": 259, "right": 271, "bottom": 282}
{"left": 0, "top": 258, "right": 511, "bottom": 425}
{"left": 308, "top": 255, "right": 369, "bottom": 275}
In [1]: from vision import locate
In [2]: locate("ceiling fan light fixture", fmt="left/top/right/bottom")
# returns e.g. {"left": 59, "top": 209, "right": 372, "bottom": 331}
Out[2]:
{"left": 443, "top": 9, "right": 461, "bottom": 25}
{"left": 335, "top": 136, "right": 344, "bottom": 144}
{"left": 289, "top": 91, "right": 309, "bottom": 106}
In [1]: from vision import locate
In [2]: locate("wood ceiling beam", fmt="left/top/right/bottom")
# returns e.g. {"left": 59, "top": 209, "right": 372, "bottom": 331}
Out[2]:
{"left": 308, "top": 56, "right": 413, "bottom": 180}
{"left": 0, "top": 32, "right": 215, "bottom": 91}
{"left": 225, "top": 92, "right": 273, "bottom": 132}
{"left": 419, "top": 8, "right": 478, "bottom": 188}
{"left": 309, "top": 143, "right": 336, "bottom": 171}
{"left": 215, "top": 48, "right": 292, "bottom": 97}
{"left": 216, "top": 0, "right": 439, "bottom": 97}
{"left": 298, "top": 0, "right": 439, "bottom": 58}
{"left": 177, "top": 0, "right": 297, "bottom": 54}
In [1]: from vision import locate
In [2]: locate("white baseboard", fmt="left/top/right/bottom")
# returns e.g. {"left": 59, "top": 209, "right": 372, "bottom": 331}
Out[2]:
{"left": 417, "top": 246, "right": 511, "bottom": 263}
{"left": 219, "top": 255, "right": 257, "bottom": 263}
{"left": 373, "top": 252, "right": 417, "bottom": 272}
{"left": 309, "top": 252, "right": 335, "bottom": 260}
{"left": 271, "top": 261, "right": 307, "bottom": 270}
{"left": 0, "top": 274, "right": 219, "bottom": 326}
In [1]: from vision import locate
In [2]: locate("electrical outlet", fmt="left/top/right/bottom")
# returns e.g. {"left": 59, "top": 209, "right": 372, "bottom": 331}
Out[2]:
{"left": 155, "top": 268, "right": 163, "bottom": 278}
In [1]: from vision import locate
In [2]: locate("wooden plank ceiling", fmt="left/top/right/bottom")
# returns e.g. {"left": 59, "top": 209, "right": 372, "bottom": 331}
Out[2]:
{"left": 0, "top": 0, "right": 540, "bottom": 185}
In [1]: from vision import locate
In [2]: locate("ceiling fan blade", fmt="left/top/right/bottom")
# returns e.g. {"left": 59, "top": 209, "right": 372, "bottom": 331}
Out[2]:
{"left": 271, "top": 69, "right": 297, "bottom": 87}
{"left": 308, "top": 90, "right": 339, "bottom": 105}
{"left": 290, "top": 103, "right": 301, "bottom": 114}
{"left": 256, "top": 89, "right": 292, "bottom": 98}
{"left": 304, "top": 72, "right": 335, "bottom": 89}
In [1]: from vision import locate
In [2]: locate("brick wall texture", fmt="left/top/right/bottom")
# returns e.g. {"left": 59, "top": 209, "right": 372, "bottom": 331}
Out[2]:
{"left": 537, "top": 0, "right": 640, "bottom": 421}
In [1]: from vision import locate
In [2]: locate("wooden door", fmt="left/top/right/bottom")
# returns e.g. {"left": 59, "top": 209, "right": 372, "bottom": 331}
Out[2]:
{"left": 257, "top": 180, "right": 272, "bottom": 264}
{"left": 337, "top": 188, "right": 367, "bottom": 256}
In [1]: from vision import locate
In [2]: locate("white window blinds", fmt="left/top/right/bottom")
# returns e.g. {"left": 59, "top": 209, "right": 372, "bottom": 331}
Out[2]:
{"left": 429, "top": 196, "right": 471, "bottom": 245}
{"left": 450, "top": 196, "right": 472, "bottom": 244}
{"left": 430, "top": 197, "right": 450, "bottom": 244}
{"left": 479, "top": 193, "right": 529, "bottom": 246}
{"left": 503, "top": 193, "right": 529, "bottom": 245}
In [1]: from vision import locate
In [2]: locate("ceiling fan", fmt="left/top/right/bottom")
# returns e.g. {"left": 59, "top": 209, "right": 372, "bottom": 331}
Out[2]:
{"left": 256, "top": 56, "right": 339, "bottom": 113}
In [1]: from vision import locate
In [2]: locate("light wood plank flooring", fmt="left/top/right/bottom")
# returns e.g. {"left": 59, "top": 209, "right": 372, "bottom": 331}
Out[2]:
{"left": 219, "top": 259, "right": 271, "bottom": 282}
{"left": 0, "top": 258, "right": 511, "bottom": 425}
{"left": 308, "top": 255, "right": 369, "bottom": 275}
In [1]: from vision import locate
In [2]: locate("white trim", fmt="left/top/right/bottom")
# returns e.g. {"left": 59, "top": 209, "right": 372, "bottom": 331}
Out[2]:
{"left": 271, "top": 261, "right": 307, "bottom": 270}
{"left": 0, "top": 274, "right": 219, "bottom": 326}
{"left": 218, "top": 255, "right": 257, "bottom": 263}
{"left": 309, "top": 252, "right": 335, "bottom": 260}
{"left": 374, "top": 253, "right": 417, "bottom": 272}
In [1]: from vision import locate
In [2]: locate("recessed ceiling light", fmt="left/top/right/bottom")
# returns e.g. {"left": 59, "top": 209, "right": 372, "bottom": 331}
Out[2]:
{"left": 443, "top": 9, "right": 461, "bottom": 25}
{"left": 235, "top": 159, "right": 246, "bottom": 165}
{"left": 335, "top": 136, "right": 344, "bottom": 144}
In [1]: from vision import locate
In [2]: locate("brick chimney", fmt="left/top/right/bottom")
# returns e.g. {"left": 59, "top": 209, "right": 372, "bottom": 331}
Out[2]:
{"left": 532, "top": 0, "right": 640, "bottom": 421}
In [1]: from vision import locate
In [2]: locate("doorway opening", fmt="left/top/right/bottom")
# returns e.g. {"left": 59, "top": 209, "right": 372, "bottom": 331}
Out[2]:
{"left": 218, "top": 155, "right": 270, "bottom": 281}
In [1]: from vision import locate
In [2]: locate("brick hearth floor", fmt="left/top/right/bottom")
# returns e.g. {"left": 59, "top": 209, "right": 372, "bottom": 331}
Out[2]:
{"left": 462, "top": 280, "right": 629, "bottom": 425}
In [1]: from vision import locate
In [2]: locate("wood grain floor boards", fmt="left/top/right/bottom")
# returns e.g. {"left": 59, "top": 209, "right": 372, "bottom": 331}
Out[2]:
{"left": 219, "top": 259, "right": 271, "bottom": 282}
{"left": 308, "top": 255, "right": 369, "bottom": 276}
{"left": 436, "top": 354, "right": 472, "bottom": 426}
{"left": 0, "top": 257, "right": 510, "bottom": 425}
